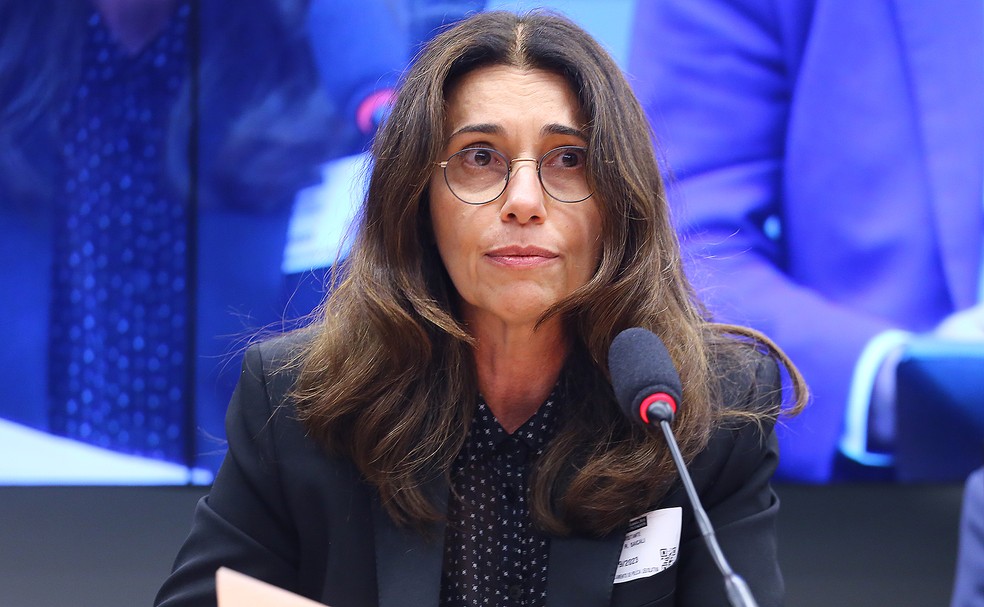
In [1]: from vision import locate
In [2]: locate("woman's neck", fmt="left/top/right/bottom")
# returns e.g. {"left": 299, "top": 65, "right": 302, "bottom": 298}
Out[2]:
{"left": 469, "top": 317, "right": 570, "bottom": 434}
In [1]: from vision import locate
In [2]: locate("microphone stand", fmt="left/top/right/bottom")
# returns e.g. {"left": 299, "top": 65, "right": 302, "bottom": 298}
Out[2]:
{"left": 658, "top": 419, "right": 760, "bottom": 607}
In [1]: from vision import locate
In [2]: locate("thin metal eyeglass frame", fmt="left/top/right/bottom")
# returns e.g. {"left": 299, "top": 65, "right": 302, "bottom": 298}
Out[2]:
{"left": 436, "top": 146, "right": 593, "bottom": 205}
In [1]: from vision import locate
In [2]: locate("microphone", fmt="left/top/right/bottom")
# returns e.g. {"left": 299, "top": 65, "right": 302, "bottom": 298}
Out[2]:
{"left": 608, "top": 328, "right": 759, "bottom": 607}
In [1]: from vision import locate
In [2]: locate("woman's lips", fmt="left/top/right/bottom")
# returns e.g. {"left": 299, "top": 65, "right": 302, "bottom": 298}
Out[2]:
{"left": 485, "top": 245, "right": 559, "bottom": 267}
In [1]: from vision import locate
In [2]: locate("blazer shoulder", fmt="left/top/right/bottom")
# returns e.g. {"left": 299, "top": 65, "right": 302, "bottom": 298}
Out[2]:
{"left": 250, "top": 329, "right": 314, "bottom": 372}
{"left": 710, "top": 341, "right": 783, "bottom": 420}
{"left": 241, "top": 329, "right": 315, "bottom": 404}
{"left": 687, "top": 344, "right": 783, "bottom": 503}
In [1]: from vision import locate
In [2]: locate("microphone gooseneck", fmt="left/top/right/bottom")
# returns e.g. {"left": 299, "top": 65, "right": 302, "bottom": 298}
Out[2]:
{"left": 608, "top": 328, "right": 760, "bottom": 607}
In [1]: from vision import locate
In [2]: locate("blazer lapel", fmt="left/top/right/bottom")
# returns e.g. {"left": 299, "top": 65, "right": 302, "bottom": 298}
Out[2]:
{"left": 892, "top": 0, "right": 984, "bottom": 307}
{"left": 372, "top": 477, "right": 448, "bottom": 607}
{"left": 545, "top": 531, "right": 624, "bottom": 607}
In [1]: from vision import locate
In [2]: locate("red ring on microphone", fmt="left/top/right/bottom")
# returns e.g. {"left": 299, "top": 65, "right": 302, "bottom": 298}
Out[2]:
{"left": 638, "top": 393, "right": 677, "bottom": 424}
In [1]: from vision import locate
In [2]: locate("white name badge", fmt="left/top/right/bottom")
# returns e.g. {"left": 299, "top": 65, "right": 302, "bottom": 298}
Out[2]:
{"left": 613, "top": 506, "right": 682, "bottom": 584}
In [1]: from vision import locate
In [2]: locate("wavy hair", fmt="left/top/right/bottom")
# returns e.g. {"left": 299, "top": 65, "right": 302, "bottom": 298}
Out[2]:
{"left": 292, "top": 10, "right": 807, "bottom": 537}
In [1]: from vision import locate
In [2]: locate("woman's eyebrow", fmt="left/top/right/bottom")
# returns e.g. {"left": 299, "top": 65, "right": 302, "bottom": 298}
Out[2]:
{"left": 447, "top": 123, "right": 503, "bottom": 142}
{"left": 541, "top": 123, "right": 587, "bottom": 140}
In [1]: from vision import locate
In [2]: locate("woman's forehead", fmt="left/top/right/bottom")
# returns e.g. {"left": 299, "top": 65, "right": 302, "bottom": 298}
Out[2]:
{"left": 442, "top": 65, "right": 583, "bottom": 140}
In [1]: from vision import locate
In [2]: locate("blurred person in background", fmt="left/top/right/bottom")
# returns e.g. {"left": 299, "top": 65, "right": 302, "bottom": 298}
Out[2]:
{"left": 630, "top": 0, "right": 984, "bottom": 481}
{"left": 952, "top": 464, "right": 984, "bottom": 607}
{"left": 0, "top": 0, "right": 402, "bottom": 473}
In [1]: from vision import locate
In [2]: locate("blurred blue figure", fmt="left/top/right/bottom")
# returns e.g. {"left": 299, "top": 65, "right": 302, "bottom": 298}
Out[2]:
{"left": 630, "top": 0, "right": 984, "bottom": 481}
{"left": 0, "top": 0, "right": 405, "bottom": 475}
{"left": 953, "top": 466, "right": 984, "bottom": 607}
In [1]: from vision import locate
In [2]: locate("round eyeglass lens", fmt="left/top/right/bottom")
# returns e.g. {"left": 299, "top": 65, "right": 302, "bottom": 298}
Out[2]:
{"left": 444, "top": 148, "right": 509, "bottom": 204}
{"left": 539, "top": 146, "right": 591, "bottom": 203}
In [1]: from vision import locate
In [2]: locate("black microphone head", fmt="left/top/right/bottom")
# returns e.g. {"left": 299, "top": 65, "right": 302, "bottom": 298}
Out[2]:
{"left": 608, "top": 328, "right": 683, "bottom": 426}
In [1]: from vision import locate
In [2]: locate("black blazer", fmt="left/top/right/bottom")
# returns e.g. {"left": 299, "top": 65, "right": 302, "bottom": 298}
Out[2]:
{"left": 156, "top": 337, "right": 785, "bottom": 607}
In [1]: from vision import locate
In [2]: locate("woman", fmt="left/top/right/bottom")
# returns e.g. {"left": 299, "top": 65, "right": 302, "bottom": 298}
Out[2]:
{"left": 156, "top": 10, "right": 807, "bottom": 607}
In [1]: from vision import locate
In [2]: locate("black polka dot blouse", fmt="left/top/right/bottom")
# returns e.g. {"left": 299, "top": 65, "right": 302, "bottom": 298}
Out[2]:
{"left": 439, "top": 391, "right": 560, "bottom": 607}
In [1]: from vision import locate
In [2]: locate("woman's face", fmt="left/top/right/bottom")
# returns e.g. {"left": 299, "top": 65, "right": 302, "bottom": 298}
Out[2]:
{"left": 429, "top": 65, "right": 603, "bottom": 330}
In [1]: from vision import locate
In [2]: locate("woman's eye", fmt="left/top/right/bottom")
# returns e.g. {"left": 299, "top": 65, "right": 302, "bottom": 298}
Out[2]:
{"left": 466, "top": 148, "right": 494, "bottom": 167}
{"left": 544, "top": 147, "right": 587, "bottom": 169}
{"left": 559, "top": 148, "right": 585, "bottom": 168}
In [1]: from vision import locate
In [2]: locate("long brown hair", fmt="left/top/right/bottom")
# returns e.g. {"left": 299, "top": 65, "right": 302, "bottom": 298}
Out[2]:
{"left": 292, "top": 10, "right": 807, "bottom": 537}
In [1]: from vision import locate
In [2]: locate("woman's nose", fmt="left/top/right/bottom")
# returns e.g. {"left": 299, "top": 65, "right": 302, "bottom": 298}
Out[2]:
{"left": 499, "top": 161, "right": 546, "bottom": 224}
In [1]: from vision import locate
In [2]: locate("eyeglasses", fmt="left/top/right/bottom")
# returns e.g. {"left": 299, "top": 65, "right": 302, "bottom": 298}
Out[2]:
{"left": 437, "top": 146, "right": 593, "bottom": 205}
